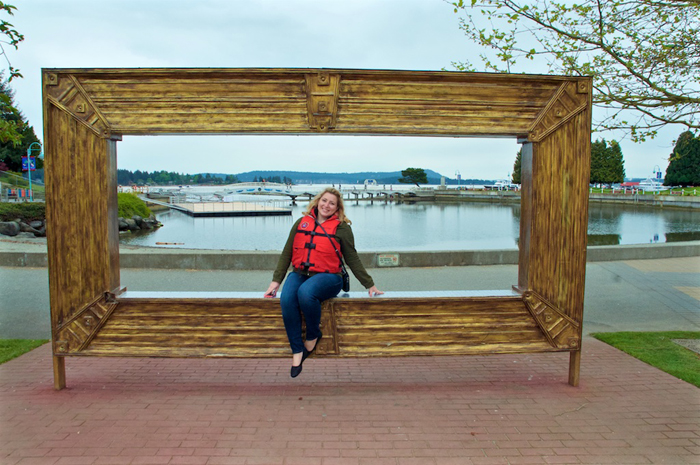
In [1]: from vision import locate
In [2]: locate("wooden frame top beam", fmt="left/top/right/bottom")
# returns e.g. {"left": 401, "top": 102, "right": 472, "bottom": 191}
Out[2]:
{"left": 43, "top": 68, "right": 591, "bottom": 139}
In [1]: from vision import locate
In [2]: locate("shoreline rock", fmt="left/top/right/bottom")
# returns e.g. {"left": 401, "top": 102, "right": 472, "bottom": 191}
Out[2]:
{"left": 0, "top": 214, "right": 162, "bottom": 239}
{"left": 118, "top": 214, "right": 162, "bottom": 232}
{"left": 1, "top": 219, "right": 45, "bottom": 237}
{"left": 0, "top": 221, "right": 20, "bottom": 237}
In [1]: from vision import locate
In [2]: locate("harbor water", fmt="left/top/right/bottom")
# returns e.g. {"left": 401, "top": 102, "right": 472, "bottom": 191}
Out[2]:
{"left": 120, "top": 195, "right": 700, "bottom": 251}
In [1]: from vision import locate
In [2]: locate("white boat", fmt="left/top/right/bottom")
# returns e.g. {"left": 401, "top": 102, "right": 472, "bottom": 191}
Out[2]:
{"left": 488, "top": 180, "right": 519, "bottom": 190}
{"left": 638, "top": 178, "right": 667, "bottom": 191}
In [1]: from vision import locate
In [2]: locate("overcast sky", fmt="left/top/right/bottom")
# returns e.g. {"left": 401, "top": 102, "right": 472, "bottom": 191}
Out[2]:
{"left": 6, "top": 0, "right": 683, "bottom": 180}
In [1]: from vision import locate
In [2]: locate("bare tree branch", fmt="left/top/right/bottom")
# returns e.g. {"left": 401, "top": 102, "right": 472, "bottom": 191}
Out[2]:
{"left": 450, "top": 0, "right": 700, "bottom": 141}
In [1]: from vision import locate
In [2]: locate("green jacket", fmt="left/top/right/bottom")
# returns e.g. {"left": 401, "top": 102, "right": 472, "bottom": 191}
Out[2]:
{"left": 272, "top": 217, "right": 375, "bottom": 289}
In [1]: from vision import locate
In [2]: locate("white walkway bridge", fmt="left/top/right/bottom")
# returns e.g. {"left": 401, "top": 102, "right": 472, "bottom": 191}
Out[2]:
{"left": 223, "top": 182, "right": 421, "bottom": 201}
{"left": 131, "top": 183, "right": 430, "bottom": 210}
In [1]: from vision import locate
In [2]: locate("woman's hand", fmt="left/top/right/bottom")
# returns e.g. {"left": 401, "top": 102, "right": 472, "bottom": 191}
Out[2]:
{"left": 264, "top": 282, "right": 280, "bottom": 298}
{"left": 368, "top": 286, "right": 384, "bottom": 297}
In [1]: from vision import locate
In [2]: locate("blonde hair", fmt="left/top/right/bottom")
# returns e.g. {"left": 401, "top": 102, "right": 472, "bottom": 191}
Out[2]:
{"left": 304, "top": 187, "right": 351, "bottom": 224}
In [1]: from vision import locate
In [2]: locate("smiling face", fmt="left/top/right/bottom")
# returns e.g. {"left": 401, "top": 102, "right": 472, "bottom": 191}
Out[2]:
{"left": 317, "top": 192, "right": 339, "bottom": 221}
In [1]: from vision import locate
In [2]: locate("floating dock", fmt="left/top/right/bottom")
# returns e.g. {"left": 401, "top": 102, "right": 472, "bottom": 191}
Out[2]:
{"left": 172, "top": 202, "right": 291, "bottom": 217}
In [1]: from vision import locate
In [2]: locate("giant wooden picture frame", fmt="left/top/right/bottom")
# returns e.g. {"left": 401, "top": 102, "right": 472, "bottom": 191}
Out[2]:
{"left": 43, "top": 68, "right": 592, "bottom": 389}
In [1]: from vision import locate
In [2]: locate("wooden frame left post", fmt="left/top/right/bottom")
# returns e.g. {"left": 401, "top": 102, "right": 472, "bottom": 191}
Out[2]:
{"left": 569, "top": 349, "right": 581, "bottom": 387}
{"left": 53, "top": 356, "right": 65, "bottom": 390}
{"left": 44, "top": 71, "right": 121, "bottom": 389}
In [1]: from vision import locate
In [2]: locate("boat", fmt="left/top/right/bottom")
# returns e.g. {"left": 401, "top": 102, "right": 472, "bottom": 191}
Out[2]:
{"left": 487, "top": 179, "right": 519, "bottom": 190}
{"left": 638, "top": 178, "right": 667, "bottom": 192}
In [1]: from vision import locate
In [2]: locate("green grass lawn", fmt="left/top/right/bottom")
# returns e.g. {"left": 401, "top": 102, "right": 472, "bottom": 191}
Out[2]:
{"left": 0, "top": 339, "right": 49, "bottom": 364}
{"left": 592, "top": 331, "right": 700, "bottom": 388}
{"left": 0, "top": 171, "right": 45, "bottom": 193}
{"left": 589, "top": 187, "right": 699, "bottom": 195}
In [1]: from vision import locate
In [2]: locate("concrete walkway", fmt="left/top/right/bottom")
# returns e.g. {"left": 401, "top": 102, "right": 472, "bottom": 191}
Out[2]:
{"left": 1, "top": 255, "right": 698, "bottom": 339}
{"left": 0, "top": 239, "right": 698, "bottom": 464}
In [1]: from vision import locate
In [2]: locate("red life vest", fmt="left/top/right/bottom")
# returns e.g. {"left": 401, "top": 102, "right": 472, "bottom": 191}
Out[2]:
{"left": 291, "top": 214, "right": 343, "bottom": 273}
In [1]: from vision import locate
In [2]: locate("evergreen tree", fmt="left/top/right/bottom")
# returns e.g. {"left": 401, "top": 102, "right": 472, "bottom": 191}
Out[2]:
{"left": 590, "top": 140, "right": 606, "bottom": 185}
{"left": 117, "top": 169, "right": 132, "bottom": 185}
{"left": 155, "top": 170, "right": 171, "bottom": 185}
{"left": 512, "top": 149, "right": 522, "bottom": 184}
{"left": 0, "top": 78, "right": 40, "bottom": 171}
{"left": 608, "top": 141, "right": 625, "bottom": 184}
{"left": 664, "top": 131, "right": 700, "bottom": 187}
{"left": 590, "top": 139, "right": 625, "bottom": 185}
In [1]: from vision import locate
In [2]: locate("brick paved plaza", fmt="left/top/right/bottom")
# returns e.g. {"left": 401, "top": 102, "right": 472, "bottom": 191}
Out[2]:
{"left": 1, "top": 337, "right": 698, "bottom": 464}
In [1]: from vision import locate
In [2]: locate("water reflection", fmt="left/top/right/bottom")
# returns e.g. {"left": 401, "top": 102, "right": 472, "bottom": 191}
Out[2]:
{"left": 587, "top": 234, "right": 621, "bottom": 246}
{"left": 120, "top": 201, "right": 700, "bottom": 251}
{"left": 666, "top": 231, "right": 700, "bottom": 242}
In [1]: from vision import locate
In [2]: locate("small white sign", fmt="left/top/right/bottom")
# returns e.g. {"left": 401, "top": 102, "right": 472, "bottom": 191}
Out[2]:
{"left": 377, "top": 253, "right": 399, "bottom": 267}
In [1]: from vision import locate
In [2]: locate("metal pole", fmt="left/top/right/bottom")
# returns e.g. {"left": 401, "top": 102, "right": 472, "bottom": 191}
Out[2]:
{"left": 26, "top": 148, "right": 32, "bottom": 201}
{"left": 27, "top": 142, "right": 42, "bottom": 202}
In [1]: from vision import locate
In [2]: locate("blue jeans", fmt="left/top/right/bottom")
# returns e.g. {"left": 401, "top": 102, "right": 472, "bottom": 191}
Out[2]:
{"left": 280, "top": 271, "right": 342, "bottom": 354}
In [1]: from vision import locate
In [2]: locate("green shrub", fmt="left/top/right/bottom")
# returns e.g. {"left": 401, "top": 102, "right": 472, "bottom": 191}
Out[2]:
{"left": 0, "top": 194, "right": 152, "bottom": 223}
{"left": 117, "top": 192, "right": 152, "bottom": 218}
{"left": 0, "top": 202, "right": 46, "bottom": 222}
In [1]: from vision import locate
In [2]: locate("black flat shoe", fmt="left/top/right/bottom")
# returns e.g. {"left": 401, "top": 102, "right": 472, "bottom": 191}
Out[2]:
{"left": 290, "top": 362, "right": 303, "bottom": 378}
{"left": 302, "top": 332, "right": 322, "bottom": 362}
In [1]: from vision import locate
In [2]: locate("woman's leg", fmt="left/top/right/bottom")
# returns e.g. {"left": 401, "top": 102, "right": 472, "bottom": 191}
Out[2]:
{"left": 280, "top": 272, "right": 307, "bottom": 354}
{"left": 297, "top": 273, "right": 343, "bottom": 342}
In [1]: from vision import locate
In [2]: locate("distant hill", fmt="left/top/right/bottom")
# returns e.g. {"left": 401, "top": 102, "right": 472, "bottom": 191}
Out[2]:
{"left": 234, "top": 170, "right": 493, "bottom": 185}
{"left": 116, "top": 168, "right": 497, "bottom": 186}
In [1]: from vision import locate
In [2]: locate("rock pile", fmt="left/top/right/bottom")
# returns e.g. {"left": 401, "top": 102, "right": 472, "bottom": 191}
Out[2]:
{"left": 118, "top": 214, "right": 162, "bottom": 232}
{"left": 0, "top": 215, "right": 162, "bottom": 237}
{"left": 0, "top": 219, "right": 46, "bottom": 237}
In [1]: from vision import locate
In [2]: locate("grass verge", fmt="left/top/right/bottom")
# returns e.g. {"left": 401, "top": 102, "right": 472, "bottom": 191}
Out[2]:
{"left": 0, "top": 339, "right": 49, "bottom": 364}
{"left": 592, "top": 331, "right": 700, "bottom": 388}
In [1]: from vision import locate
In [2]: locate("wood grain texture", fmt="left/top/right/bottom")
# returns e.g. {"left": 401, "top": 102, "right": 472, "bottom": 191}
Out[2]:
{"left": 517, "top": 142, "right": 534, "bottom": 292}
{"left": 53, "top": 356, "right": 65, "bottom": 390}
{"left": 528, "top": 81, "right": 590, "bottom": 142}
{"left": 42, "top": 68, "right": 584, "bottom": 137}
{"left": 44, "top": 101, "right": 120, "bottom": 347}
{"left": 305, "top": 73, "right": 340, "bottom": 131}
{"left": 569, "top": 350, "right": 581, "bottom": 387}
{"left": 330, "top": 296, "right": 554, "bottom": 356}
{"left": 522, "top": 290, "right": 580, "bottom": 349}
{"left": 53, "top": 292, "right": 118, "bottom": 354}
{"left": 77, "top": 295, "right": 557, "bottom": 358}
{"left": 42, "top": 68, "right": 592, "bottom": 389}
{"left": 526, "top": 110, "right": 590, "bottom": 327}
{"left": 44, "top": 73, "right": 111, "bottom": 137}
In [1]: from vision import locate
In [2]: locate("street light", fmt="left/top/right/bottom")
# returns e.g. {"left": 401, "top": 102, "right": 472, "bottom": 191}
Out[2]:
{"left": 26, "top": 142, "right": 42, "bottom": 202}
{"left": 652, "top": 165, "right": 662, "bottom": 194}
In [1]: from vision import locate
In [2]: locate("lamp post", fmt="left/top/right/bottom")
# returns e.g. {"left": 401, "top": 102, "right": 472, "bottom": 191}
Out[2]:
{"left": 26, "top": 142, "right": 42, "bottom": 202}
{"left": 652, "top": 165, "right": 662, "bottom": 194}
